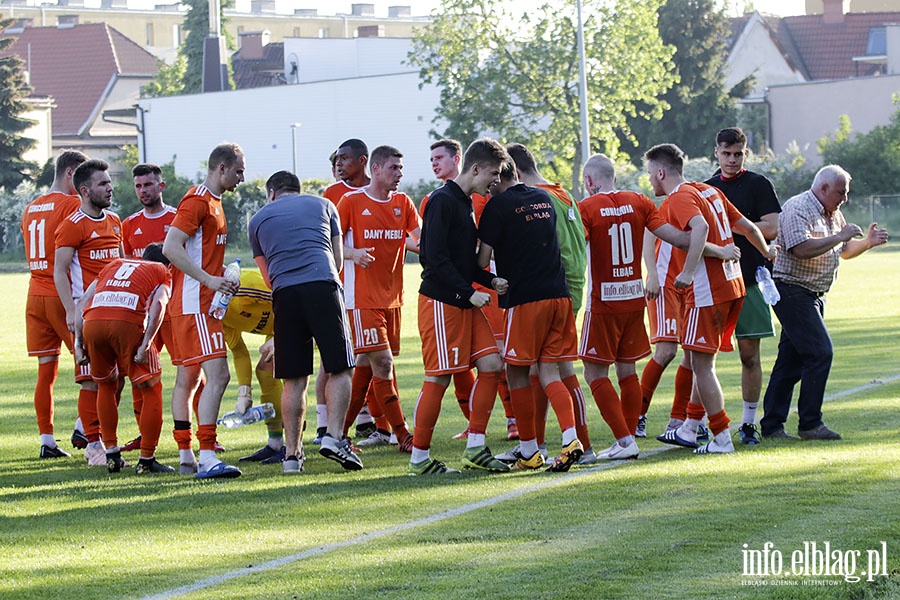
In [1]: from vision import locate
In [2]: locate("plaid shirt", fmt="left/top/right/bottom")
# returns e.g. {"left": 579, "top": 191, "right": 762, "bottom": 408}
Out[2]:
{"left": 773, "top": 189, "right": 846, "bottom": 293}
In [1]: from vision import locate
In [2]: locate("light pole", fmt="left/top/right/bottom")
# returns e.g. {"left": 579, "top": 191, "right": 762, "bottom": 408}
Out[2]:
{"left": 290, "top": 122, "right": 301, "bottom": 175}
{"left": 576, "top": 0, "right": 590, "bottom": 196}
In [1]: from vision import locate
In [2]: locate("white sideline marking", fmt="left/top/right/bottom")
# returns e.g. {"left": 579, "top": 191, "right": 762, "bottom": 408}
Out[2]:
{"left": 144, "top": 374, "right": 900, "bottom": 600}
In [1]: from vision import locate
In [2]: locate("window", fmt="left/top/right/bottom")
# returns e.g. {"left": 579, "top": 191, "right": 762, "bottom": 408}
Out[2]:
{"left": 866, "top": 26, "right": 886, "bottom": 56}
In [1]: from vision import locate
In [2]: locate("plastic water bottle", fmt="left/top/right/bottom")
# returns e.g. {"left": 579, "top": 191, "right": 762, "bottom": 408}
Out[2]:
{"left": 209, "top": 258, "right": 241, "bottom": 319}
{"left": 218, "top": 403, "right": 276, "bottom": 428}
{"left": 756, "top": 265, "right": 780, "bottom": 305}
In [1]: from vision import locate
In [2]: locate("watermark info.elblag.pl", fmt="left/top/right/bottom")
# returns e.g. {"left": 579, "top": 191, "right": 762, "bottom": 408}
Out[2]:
{"left": 741, "top": 541, "right": 890, "bottom": 585}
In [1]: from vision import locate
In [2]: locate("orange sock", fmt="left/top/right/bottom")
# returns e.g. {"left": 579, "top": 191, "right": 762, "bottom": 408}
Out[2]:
{"left": 453, "top": 369, "right": 474, "bottom": 419}
{"left": 589, "top": 377, "right": 629, "bottom": 439}
{"left": 373, "top": 376, "right": 409, "bottom": 438}
{"left": 563, "top": 374, "right": 591, "bottom": 448}
{"left": 138, "top": 381, "right": 163, "bottom": 457}
{"left": 343, "top": 364, "right": 373, "bottom": 435}
{"left": 509, "top": 385, "right": 536, "bottom": 441}
{"left": 498, "top": 375, "right": 514, "bottom": 419}
{"left": 96, "top": 380, "right": 119, "bottom": 449}
{"left": 531, "top": 374, "right": 549, "bottom": 445}
{"left": 708, "top": 409, "right": 730, "bottom": 436}
{"left": 686, "top": 401, "right": 706, "bottom": 422}
{"left": 546, "top": 380, "right": 576, "bottom": 432}
{"left": 131, "top": 383, "right": 144, "bottom": 427}
{"left": 173, "top": 422, "right": 193, "bottom": 450}
{"left": 196, "top": 423, "right": 217, "bottom": 452}
{"left": 34, "top": 360, "right": 59, "bottom": 435}
{"left": 411, "top": 381, "right": 446, "bottom": 451}
{"left": 78, "top": 387, "right": 101, "bottom": 442}
{"left": 468, "top": 371, "right": 499, "bottom": 435}
{"left": 670, "top": 365, "right": 693, "bottom": 420}
{"left": 619, "top": 374, "right": 642, "bottom": 435}
{"left": 640, "top": 357, "right": 666, "bottom": 413}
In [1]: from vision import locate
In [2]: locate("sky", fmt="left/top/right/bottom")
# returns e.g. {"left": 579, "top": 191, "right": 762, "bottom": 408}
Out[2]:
{"left": 32, "top": 0, "right": 811, "bottom": 18}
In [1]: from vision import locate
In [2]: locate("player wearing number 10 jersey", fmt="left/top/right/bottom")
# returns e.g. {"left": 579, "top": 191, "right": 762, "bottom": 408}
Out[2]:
{"left": 578, "top": 154, "right": 690, "bottom": 460}
{"left": 22, "top": 151, "right": 88, "bottom": 458}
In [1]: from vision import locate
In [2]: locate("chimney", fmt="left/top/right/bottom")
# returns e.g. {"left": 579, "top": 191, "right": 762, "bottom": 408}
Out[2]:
{"left": 239, "top": 30, "right": 269, "bottom": 59}
{"left": 388, "top": 6, "right": 411, "bottom": 18}
{"left": 351, "top": 3, "right": 375, "bottom": 17}
{"left": 294, "top": 8, "right": 317, "bottom": 16}
{"left": 101, "top": 0, "right": 128, "bottom": 7}
{"left": 57, "top": 0, "right": 85, "bottom": 6}
{"left": 4, "top": 17, "right": 33, "bottom": 33}
{"left": 57, "top": 14, "right": 80, "bottom": 28}
{"left": 822, "top": 0, "right": 845, "bottom": 25}
{"left": 887, "top": 23, "right": 900, "bottom": 75}
{"left": 357, "top": 24, "right": 383, "bottom": 37}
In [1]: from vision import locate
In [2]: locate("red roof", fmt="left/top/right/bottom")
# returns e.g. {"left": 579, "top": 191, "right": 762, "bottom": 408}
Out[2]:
{"left": 778, "top": 12, "right": 898, "bottom": 80}
{"left": 1, "top": 23, "right": 157, "bottom": 135}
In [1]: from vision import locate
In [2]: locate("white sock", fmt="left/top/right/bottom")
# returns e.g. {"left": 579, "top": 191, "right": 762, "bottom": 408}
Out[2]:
{"left": 507, "top": 417, "right": 516, "bottom": 426}
{"left": 521, "top": 439, "right": 539, "bottom": 457}
{"left": 410, "top": 447, "right": 430, "bottom": 464}
{"left": 316, "top": 404, "right": 328, "bottom": 428}
{"left": 198, "top": 449, "right": 218, "bottom": 468}
{"left": 561, "top": 427, "right": 577, "bottom": 446}
{"left": 105, "top": 447, "right": 120, "bottom": 455}
{"left": 713, "top": 429, "right": 731, "bottom": 445}
{"left": 74, "top": 417, "right": 84, "bottom": 433}
{"left": 86, "top": 441, "right": 103, "bottom": 451}
{"left": 40, "top": 434, "right": 56, "bottom": 447}
{"left": 268, "top": 438, "right": 284, "bottom": 450}
{"left": 742, "top": 402, "right": 758, "bottom": 426}
{"left": 356, "top": 405, "right": 374, "bottom": 425}
{"left": 616, "top": 435, "right": 635, "bottom": 448}
{"left": 466, "top": 433, "right": 486, "bottom": 448}
{"left": 179, "top": 449, "right": 196, "bottom": 464}
{"left": 683, "top": 418, "right": 701, "bottom": 434}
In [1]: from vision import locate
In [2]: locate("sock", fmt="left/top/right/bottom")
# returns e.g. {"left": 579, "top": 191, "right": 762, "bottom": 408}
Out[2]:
{"left": 40, "top": 433, "right": 56, "bottom": 447}
{"left": 316, "top": 403, "right": 328, "bottom": 428}
{"left": 708, "top": 409, "right": 731, "bottom": 437}
{"left": 267, "top": 436, "right": 284, "bottom": 450}
{"left": 179, "top": 448, "right": 196, "bottom": 464}
{"left": 468, "top": 371, "right": 499, "bottom": 435}
{"left": 453, "top": 369, "right": 475, "bottom": 419}
{"left": 373, "top": 376, "right": 410, "bottom": 439}
{"left": 74, "top": 417, "right": 84, "bottom": 433}
{"left": 77, "top": 387, "right": 100, "bottom": 442}
{"left": 561, "top": 426, "right": 577, "bottom": 446}
{"left": 682, "top": 418, "right": 701, "bottom": 434}
{"left": 466, "top": 433, "right": 486, "bottom": 449}
{"left": 742, "top": 402, "right": 758, "bottom": 426}
{"left": 498, "top": 375, "right": 514, "bottom": 418}
{"left": 509, "top": 385, "right": 536, "bottom": 442}
{"left": 96, "top": 380, "right": 119, "bottom": 449}
{"left": 343, "top": 364, "right": 373, "bottom": 436}
{"left": 173, "top": 420, "right": 192, "bottom": 450}
{"left": 410, "top": 447, "right": 430, "bottom": 464}
{"left": 686, "top": 401, "right": 706, "bottom": 423}
{"left": 411, "top": 381, "right": 445, "bottom": 451}
{"left": 196, "top": 423, "right": 217, "bottom": 452}
{"left": 545, "top": 380, "right": 576, "bottom": 433}
{"left": 521, "top": 439, "right": 539, "bottom": 457}
{"left": 131, "top": 383, "right": 144, "bottom": 427}
{"left": 34, "top": 360, "right": 59, "bottom": 435}
{"left": 198, "top": 448, "right": 218, "bottom": 469}
{"left": 589, "top": 377, "right": 629, "bottom": 440}
{"left": 530, "top": 374, "right": 549, "bottom": 446}
{"left": 619, "top": 374, "right": 642, "bottom": 435}
{"left": 563, "top": 374, "right": 591, "bottom": 449}
{"left": 640, "top": 357, "right": 666, "bottom": 412}
{"left": 670, "top": 365, "right": 693, "bottom": 420}
{"left": 137, "top": 381, "right": 163, "bottom": 456}
{"left": 356, "top": 404, "right": 374, "bottom": 424}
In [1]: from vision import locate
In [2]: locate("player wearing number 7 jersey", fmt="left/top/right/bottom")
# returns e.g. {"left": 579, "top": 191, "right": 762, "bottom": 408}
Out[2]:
{"left": 22, "top": 151, "right": 88, "bottom": 458}
{"left": 578, "top": 154, "right": 694, "bottom": 460}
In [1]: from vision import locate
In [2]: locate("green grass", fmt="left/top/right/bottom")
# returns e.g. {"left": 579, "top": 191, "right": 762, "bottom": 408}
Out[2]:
{"left": 1, "top": 245, "right": 899, "bottom": 599}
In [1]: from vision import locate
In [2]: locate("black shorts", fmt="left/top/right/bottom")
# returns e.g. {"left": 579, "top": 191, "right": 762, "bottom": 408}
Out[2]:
{"left": 272, "top": 281, "right": 355, "bottom": 379}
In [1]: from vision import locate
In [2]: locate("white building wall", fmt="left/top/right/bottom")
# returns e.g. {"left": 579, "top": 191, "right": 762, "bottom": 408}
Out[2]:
{"left": 138, "top": 71, "right": 443, "bottom": 186}
{"left": 285, "top": 37, "right": 414, "bottom": 83}
{"left": 723, "top": 13, "right": 806, "bottom": 101}
{"left": 767, "top": 74, "right": 900, "bottom": 164}
{"left": 22, "top": 98, "right": 53, "bottom": 169}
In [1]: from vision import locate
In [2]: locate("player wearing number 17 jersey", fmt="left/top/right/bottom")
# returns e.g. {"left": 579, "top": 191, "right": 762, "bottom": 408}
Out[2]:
{"left": 22, "top": 151, "right": 88, "bottom": 458}
{"left": 578, "top": 154, "right": 690, "bottom": 460}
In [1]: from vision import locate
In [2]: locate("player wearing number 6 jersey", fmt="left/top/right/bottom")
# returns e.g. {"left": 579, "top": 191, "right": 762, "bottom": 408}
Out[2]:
{"left": 647, "top": 144, "right": 776, "bottom": 454}
{"left": 578, "top": 154, "right": 692, "bottom": 460}
{"left": 22, "top": 151, "right": 88, "bottom": 458}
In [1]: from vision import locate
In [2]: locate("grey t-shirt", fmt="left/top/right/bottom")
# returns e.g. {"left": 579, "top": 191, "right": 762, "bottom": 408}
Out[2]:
{"left": 248, "top": 193, "right": 341, "bottom": 291}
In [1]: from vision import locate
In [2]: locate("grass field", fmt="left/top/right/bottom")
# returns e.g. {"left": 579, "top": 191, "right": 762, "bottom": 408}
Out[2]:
{"left": 1, "top": 246, "right": 899, "bottom": 600}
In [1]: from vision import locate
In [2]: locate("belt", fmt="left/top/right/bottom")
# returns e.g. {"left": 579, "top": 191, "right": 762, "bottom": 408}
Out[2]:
{"left": 774, "top": 280, "right": 826, "bottom": 297}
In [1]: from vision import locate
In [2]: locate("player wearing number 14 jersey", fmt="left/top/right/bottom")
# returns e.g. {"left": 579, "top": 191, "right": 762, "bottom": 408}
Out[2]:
{"left": 22, "top": 151, "right": 88, "bottom": 458}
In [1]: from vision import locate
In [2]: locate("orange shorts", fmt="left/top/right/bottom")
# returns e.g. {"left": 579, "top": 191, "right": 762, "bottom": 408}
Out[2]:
{"left": 475, "top": 283, "right": 505, "bottom": 340}
{"left": 682, "top": 298, "right": 743, "bottom": 354}
{"left": 26, "top": 294, "right": 72, "bottom": 357}
{"left": 418, "top": 295, "right": 498, "bottom": 376}
{"left": 579, "top": 310, "right": 651, "bottom": 365}
{"left": 153, "top": 317, "right": 182, "bottom": 365}
{"left": 647, "top": 287, "right": 685, "bottom": 344}
{"left": 348, "top": 307, "right": 401, "bottom": 356}
{"left": 503, "top": 297, "right": 577, "bottom": 366}
{"left": 168, "top": 312, "right": 227, "bottom": 366}
{"left": 83, "top": 319, "right": 161, "bottom": 384}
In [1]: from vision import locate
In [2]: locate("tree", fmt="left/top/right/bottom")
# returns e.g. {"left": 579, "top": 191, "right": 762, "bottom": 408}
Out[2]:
{"left": 0, "top": 17, "right": 38, "bottom": 190}
{"left": 142, "top": 55, "right": 188, "bottom": 98}
{"left": 621, "top": 0, "right": 754, "bottom": 163}
{"left": 409, "top": 0, "right": 677, "bottom": 196}
{"left": 179, "top": 0, "right": 235, "bottom": 94}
